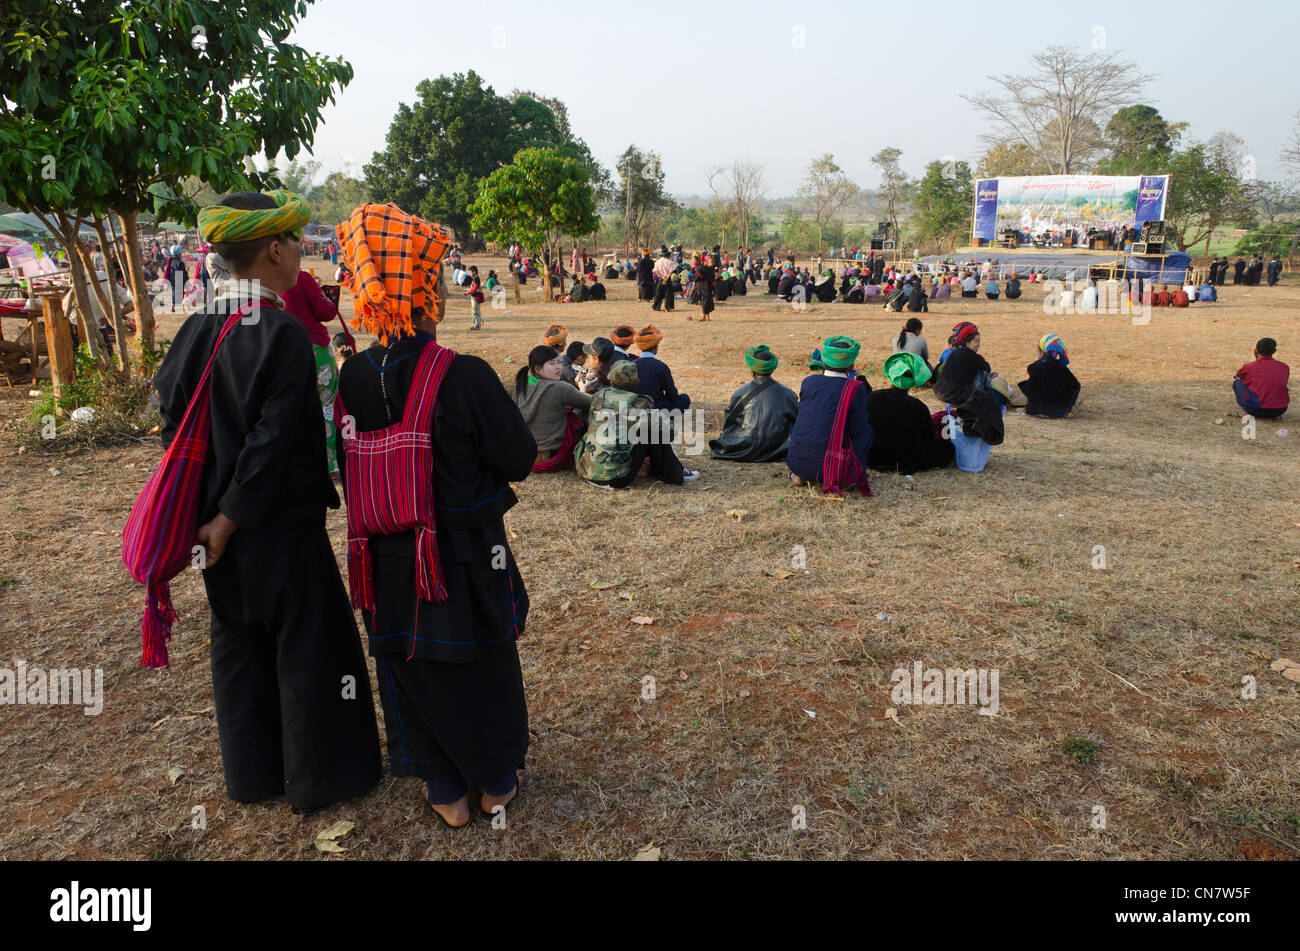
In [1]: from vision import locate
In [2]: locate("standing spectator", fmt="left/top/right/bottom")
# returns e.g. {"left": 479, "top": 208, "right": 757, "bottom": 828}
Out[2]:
{"left": 466, "top": 264, "right": 483, "bottom": 330}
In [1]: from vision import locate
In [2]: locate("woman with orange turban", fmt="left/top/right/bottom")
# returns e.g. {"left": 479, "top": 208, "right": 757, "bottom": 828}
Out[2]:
{"left": 335, "top": 203, "right": 537, "bottom": 829}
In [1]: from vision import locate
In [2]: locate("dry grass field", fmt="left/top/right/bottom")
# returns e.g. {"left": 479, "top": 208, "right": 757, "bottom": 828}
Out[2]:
{"left": 1, "top": 253, "right": 1297, "bottom": 860}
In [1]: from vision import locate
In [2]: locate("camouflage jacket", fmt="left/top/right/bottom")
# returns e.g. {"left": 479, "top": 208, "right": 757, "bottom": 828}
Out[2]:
{"left": 575, "top": 386, "right": 654, "bottom": 483}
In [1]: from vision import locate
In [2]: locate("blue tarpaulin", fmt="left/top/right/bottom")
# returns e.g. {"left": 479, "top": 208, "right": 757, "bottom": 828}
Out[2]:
{"left": 1120, "top": 251, "right": 1191, "bottom": 283}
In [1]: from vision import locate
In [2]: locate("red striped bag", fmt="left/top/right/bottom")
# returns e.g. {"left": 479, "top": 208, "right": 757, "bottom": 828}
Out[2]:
{"left": 821, "top": 378, "right": 872, "bottom": 498}
{"left": 339, "top": 340, "right": 456, "bottom": 615}
{"left": 121, "top": 303, "right": 256, "bottom": 668}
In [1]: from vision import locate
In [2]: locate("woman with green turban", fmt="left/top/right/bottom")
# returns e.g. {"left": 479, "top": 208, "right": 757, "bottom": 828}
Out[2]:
{"left": 866, "top": 351, "right": 955, "bottom": 474}
{"left": 786, "top": 335, "right": 873, "bottom": 486}
{"left": 709, "top": 345, "right": 799, "bottom": 463}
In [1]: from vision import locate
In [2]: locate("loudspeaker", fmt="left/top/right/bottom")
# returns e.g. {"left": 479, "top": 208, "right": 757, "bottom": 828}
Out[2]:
{"left": 1131, "top": 241, "right": 1148, "bottom": 255}
{"left": 870, "top": 239, "right": 884, "bottom": 250}
{"left": 1145, "top": 236, "right": 1165, "bottom": 253}
{"left": 1144, "top": 220, "right": 1164, "bottom": 239}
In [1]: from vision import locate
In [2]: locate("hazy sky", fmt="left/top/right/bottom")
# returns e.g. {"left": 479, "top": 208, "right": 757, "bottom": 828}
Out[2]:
{"left": 288, "top": 0, "right": 1297, "bottom": 195}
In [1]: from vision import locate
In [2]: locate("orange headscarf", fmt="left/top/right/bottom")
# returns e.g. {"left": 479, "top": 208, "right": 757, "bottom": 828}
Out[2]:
{"left": 635, "top": 324, "right": 664, "bottom": 350}
{"left": 542, "top": 324, "right": 567, "bottom": 349}
{"left": 610, "top": 326, "right": 635, "bottom": 347}
{"left": 335, "top": 202, "right": 450, "bottom": 342}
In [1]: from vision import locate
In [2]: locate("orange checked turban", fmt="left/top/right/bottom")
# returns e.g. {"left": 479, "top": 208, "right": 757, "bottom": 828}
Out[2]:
{"left": 335, "top": 203, "right": 451, "bottom": 342}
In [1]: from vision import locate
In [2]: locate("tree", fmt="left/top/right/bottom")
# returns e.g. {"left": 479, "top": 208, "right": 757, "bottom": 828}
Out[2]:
{"left": 1282, "top": 111, "right": 1300, "bottom": 178}
{"left": 510, "top": 89, "right": 613, "bottom": 204}
{"left": 974, "top": 139, "right": 1052, "bottom": 178}
{"left": 365, "top": 75, "right": 605, "bottom": 238}
{"left": 1095, "top": 104, "right": 1184, "bottom": 175}
{"left": 364, "top": 72, "right": 516, "bottom": 236}
{"left": 727, "top": 160, "right": 766, "bottom": 250}
{"left": 614, "top": 145, "right": 675, "bottom": 252}
{"left": 0, "top": 0, "right": 352, "bottom": 362}
{"left": 1163, "top": 143, "right": 1254, "bottom": 252}
{"left": 310, "top": 172, "right": 370, "bottom": 227}
{"left": 871, "top": 147, "right": 909, "bottom": 244}
{"left": 704, "top": 166, "right": 739, "bottom": 249}
{"left": 913, "top": 159, "right": 975, "bottom": 253}
{"left": 796, "top": 154, "right": 859, "bottom": 255}
{"left": 469, "top": 148, "right": 598, "bottom": 303}
{"left": 964, "top": 45, "right": 1154, "bottom": 174}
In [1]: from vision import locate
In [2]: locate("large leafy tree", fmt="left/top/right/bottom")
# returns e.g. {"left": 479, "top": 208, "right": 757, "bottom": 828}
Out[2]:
{"left": 1095, "top": 105, "right": 1185, "bottom": 175}
{"left": 797, "top": 154, "right": 859, "bottom": 255}
{"left": 1164, "top": 142, "right": 1254, "bottom": 252}
{"left": 913, "top": 159, "right": 974, "bottom": 253}
{"left": 469, "top": 148, "right": 598, "bottom": 302}
{"left": 0, "top": 0, "right": 352, "bottom": 365}
{"left": 365, "top": 73, "right": 602, "bottom": 237}
{"left": 974, "top": 139, "right": 1052, "bottom": 178}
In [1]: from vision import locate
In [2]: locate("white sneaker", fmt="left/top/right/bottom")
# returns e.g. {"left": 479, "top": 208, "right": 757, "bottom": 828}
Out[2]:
{"left": 681, "top": 469, "right": 700, "bottom": 483}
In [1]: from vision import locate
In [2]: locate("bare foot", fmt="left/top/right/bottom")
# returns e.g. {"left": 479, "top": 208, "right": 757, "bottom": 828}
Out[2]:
{"left": 481, "top": 774, "right": 519, "bottom": 814}
{"left": 430, "top": 794, "right": 471, "bottom": 828}
{"left": 789, "top": 473, "right": 805, "bottom": 486}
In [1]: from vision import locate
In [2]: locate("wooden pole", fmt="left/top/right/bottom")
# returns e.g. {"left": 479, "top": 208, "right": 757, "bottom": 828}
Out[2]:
{"left": 40, "top": 293, "right": 75, "bottom": 400}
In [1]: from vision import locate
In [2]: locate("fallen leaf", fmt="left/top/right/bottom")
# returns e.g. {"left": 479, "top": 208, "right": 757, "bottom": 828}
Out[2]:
{"left": 726, "top": 509, "right": 750, "bottom": 521}
{"left": 634, "top": 844, "right": 661, "bottom": 861}
{"left": 884, "top": 708, "right": 901, "bottom": 725}
{"left": 151, "top": 715, "right": 171, "bottom": 729}
{"left": 167, "top": 766, "right": 185, "bottom": 785}
{"left": 631, "top": 616, "right": 655, "bottom": 625}
{"left": 316, "top": 819, "right": 355, "bottom": 842}
{"left": 589, "top": 577, "right": 626, "bottom": 590}
{"left": 762, "top": 567, "right": 794, "bottom": 579}
{"left": 559, "top": 601, "right": 571, "bottom": 614}
{"left": 1283, "top": 668, "right": 1300, "bottom": 683}
{"left": 314, "top": 840, "right": 347, "bottom": 853}
{"left": 1270, "top": 658, "right": 1300, "bottom": 673}
{"left": 737, "top": 689, "right": 751, "bottom": 698}
{"left": 617, "top": 590, "right": 633, "bottom": 601}
{"left": 1214, "top": 417, "right": 1225, "bottom": 425}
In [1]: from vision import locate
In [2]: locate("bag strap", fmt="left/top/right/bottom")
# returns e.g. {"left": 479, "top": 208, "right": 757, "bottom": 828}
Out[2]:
{"left": 169, "top": 303, "right": 258, "bottom": 435}
{"left": 402, "top": 341, "right": 457, "bottom": 434}
{"left": 828, "top": 378, "right": 859, "bottom": 450}
{"left": 724, "top": 375, "right": 772, "bottom": 428}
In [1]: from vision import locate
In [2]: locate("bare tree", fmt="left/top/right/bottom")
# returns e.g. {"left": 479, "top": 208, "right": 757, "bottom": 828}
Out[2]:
{"left": 871, "top": 147, "right": 908, "bottom": 245}
{"left": 963, "top": 45, "right": 1154, "bottom": 174}
{"left": 796, "top": 154, "right": 859, "bottom": 255}
{"left": 726, "top": 160, "right": 766, "bottom": 250}
{"left": 1283, "top": 111, "right": 1300, "bottom": 177}
{"left": 705, "top": 166, "right": 737, "bottom": 248}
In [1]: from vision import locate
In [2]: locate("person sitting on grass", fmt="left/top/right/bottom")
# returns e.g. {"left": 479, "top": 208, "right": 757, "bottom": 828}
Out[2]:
{"left": 575, "top": 360, "right": 699, "bottom": 488}
{"left": 610, "top": 326, "right": 636, "bottom": 363}
{"left": 709, "top": 344, "right": 799, "bottom": 463}
{"left": 631, "top": 324, "right": 690, "bottom": 412}
{"left": 1004, "top": 274, "right": 1021, "bottom": 300}
{"left": 514, "top": 344, "right": 592, "bottom": 471}
{"left": 984, "top": 276, "right": 1000, "bottom": 300}
{"left": 866, "top": 351, "right": 955, "bottom": 475}
{"left": 556, "top": 339, "right": 585, "bottom": 387}
{"left": 581, "top": 336, "right": 616, "bottom": 394}
{"left": 1017, "top": 332, "right": 1081, "bottom": 419}
{"left": 934, "top": 320, "right": 1005, "bottom": 450}
{"left": 786, "top": 335, "right": 873, "bottom": 487}
{"left": 892, "top": 317, "right": 932, "bottom": 375}
{"left": 542, "top": 323, "right": 567, "bottom": 353}
{"left": 1232, "top": 337, "right": 1290, "bottom": 419}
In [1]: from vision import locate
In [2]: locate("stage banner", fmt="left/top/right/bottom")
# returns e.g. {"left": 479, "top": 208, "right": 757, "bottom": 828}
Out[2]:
{"left": 972, "top": 175, "right": 1168, "bottom": 243}
{"left": 973, "top": 179, "right": 999, "bottom": 242}
{"left": 1134, "top": 175, "right": 1169, "bottom": 228}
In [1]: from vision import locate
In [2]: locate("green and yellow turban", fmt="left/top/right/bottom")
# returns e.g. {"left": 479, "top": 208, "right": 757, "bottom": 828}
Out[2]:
{"left": 197, "top": 190, "right": 312, "bottom": 244}
{"left": 744, "top": 344, "right": 778, "bottom": 375}
{"left": 820, "top": 335, "right": 860, "bottom": 370}
{"left": 882, "top": 351, "right": 931, "bottom": 390}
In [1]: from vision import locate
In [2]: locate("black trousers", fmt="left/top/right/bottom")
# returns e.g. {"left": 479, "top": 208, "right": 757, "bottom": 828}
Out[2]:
{"left": 202, "top": 523, "right": 381, "bottom": 811}
{"left": 604, "top": 440, "right": 685, "bottom": 488}
{"left": 638, "top": 280, "right": 653, "bottom": 301}
{"left": 652, "top": 277, "right": 674, "bottom": 311}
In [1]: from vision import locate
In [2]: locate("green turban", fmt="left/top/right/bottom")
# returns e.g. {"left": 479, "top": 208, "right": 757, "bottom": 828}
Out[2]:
{"left": 744, "top": 344, "right": 778, "bottom": 375}
{"left": 882, "top": 351, "right": 931, "bottom": 389}
{"left": 820, "top": 335, "right": 860, "bottom": 370}
{"left": 198, "top": 189, "right": 312, "bottom": 244}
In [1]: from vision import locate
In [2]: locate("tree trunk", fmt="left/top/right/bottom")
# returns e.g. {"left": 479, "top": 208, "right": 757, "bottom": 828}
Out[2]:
{"left": 60, "top": 226, "right": 108, "bottom": 369}
{"left": 92, "top": 219, "right": 131, "bottom": 376}
{"left": 119, "top": 210, "right": 156, "bottom": 353}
